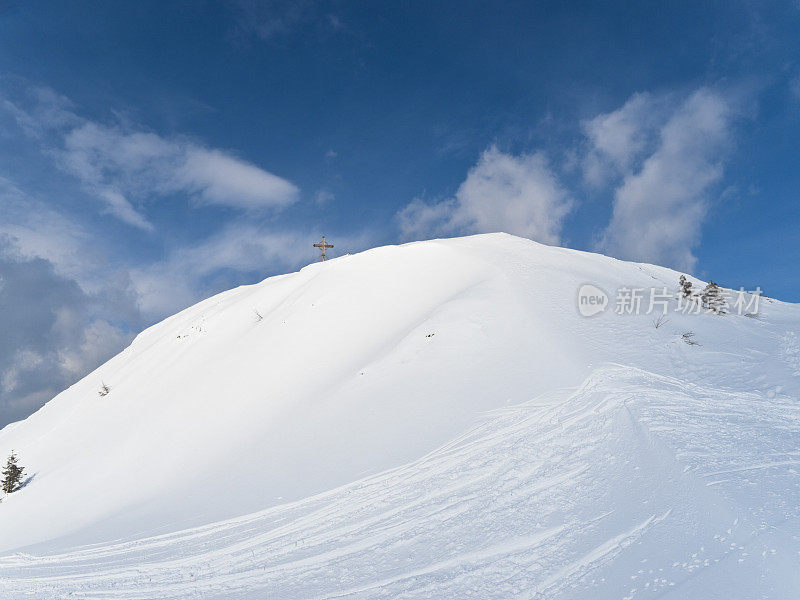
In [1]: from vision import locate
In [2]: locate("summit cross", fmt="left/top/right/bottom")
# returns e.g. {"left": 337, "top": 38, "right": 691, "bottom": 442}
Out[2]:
{"left": 313, "top": 236, "right": 334, "bottom": 261}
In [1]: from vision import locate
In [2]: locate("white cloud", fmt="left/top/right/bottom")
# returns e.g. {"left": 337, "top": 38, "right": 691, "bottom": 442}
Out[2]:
{"left": 1, "top": 350, "right": 43, "bottom": 395}
{"left": 57, "top": 319, "right": 132, "bottom": 378}
{"left": 232, "top": 0, "right": 345, "bottom": 42}
{"left": 581, "top": 92, "right": 665, "bottom": 187}
{"left": 236, "top": 1, "right": 302, "bottom": 40}
{"left": 597, "top": 89, "right": 735, "bottom": 271}
{"left": 397, "top": 197, "right": 457, "bottom": 239}
{"left": 0, "top": 238, "right": 138, "bottom": 425}
{"left": 397, "top": 146, "right": 573, "bottom": 245}
{"left": 4, "top": 87, "right": 299, "bottom": 230}
{"left": 0, "top": 179, "right": 114, "bottom": 292}
{"left": 179, "top": 148, "right": 298, "bottom": 209}
{"left": 96, "top": 189, "right": 155, "bottom": 231}
{"left": 314, "top": 188, "right": 335, "bottom": 205}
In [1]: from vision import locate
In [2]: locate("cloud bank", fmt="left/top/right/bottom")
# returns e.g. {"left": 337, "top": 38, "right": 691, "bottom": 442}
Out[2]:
{"left": 0, "top": 238, "right": 137, "bottom": 426}
{"left": 398, "top": 87, "right": 738, "bottom": 275}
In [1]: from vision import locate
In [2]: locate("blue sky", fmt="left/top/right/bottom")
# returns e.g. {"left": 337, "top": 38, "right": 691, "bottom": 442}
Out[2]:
{"left": 0, "top": 0, "right": 799, "bottom": 424}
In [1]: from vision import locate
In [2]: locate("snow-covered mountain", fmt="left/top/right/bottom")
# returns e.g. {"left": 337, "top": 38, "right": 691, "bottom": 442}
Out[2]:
{"left": 1, "top": 233, "right": 798, "bottom": 599}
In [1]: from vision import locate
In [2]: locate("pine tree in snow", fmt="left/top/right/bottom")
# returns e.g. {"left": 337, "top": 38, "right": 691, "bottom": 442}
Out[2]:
{"left": 701, "top": 281, "right": 726, "bottom": 314}
{"left": 679, "top": 275, "right": 693, "bottom": 298}
{"left": 2, "top": 451, "right": 25, "bottom": 494}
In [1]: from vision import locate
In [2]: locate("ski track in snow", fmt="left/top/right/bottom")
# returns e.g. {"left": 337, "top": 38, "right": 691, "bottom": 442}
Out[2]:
{"left": 2, "top": 366, "right": 799, "bottom": 599}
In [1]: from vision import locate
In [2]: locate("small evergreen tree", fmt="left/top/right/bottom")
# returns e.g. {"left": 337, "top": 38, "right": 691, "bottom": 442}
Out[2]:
{"left": 678, "top": 275, "right": 693, "bottom": 298}
{"left": 701, "top": 281, "right": 726, "bottom": 314}
{"left": 2, "top": 451, "right": 25, "bottom": 494}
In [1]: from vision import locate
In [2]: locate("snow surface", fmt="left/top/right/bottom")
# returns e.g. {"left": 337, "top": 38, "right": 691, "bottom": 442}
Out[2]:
{"left": 0, "top": 233, "right": 798, "bottom": 598}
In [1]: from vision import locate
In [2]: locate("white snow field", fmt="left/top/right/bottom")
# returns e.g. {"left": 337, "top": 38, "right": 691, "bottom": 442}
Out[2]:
{"left": 0, "top": 233, "right": 798, "bottom": 599}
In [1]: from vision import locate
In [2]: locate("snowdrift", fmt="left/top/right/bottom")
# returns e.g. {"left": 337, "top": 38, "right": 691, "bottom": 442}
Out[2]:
{"left": 1, "top": 233, "right": 798, "bottom": 598}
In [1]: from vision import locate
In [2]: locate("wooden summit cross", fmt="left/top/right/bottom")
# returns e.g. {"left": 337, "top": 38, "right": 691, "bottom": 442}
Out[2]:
{"left": 314, "top": 236, "right": 333, "bottom": 261}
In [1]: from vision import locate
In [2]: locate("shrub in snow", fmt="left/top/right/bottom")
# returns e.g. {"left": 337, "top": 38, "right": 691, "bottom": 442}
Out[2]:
{"left": 99, "top": 382, "right": 111, "bottom": 397}
{"left": 652, "top": 315, "right": 669, "bottom": 329}
{"left": 682, "top": 332, "right": 699, "bottom": 346}
{"left": 2, "top": 451, "right": 25, "bottom": 494}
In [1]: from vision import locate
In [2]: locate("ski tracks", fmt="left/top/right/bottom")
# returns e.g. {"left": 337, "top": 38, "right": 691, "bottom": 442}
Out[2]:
{"left": 2, "top": 366, "right": 799, "bottom": 599}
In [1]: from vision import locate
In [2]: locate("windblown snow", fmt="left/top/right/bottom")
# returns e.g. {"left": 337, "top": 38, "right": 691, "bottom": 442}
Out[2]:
{"left": 0, "top": 233, "right": 798, "bottom": 599}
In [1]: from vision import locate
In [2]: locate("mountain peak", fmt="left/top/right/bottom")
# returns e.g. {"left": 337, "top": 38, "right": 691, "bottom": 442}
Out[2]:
{"left": 1, "top": 235, "right": 798, "bottom": 598}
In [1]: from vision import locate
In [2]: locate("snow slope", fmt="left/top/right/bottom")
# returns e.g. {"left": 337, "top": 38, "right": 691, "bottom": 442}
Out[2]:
{"left": 0, "top": 233, "right": 798, "bottom": 598}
